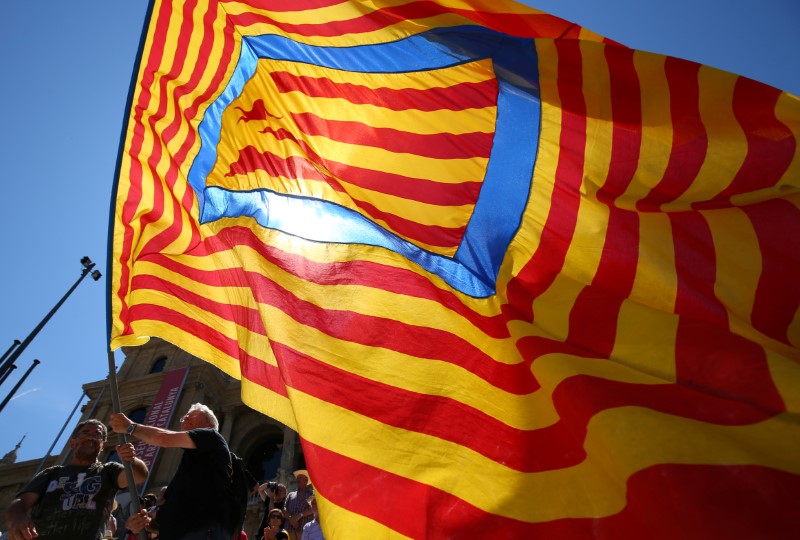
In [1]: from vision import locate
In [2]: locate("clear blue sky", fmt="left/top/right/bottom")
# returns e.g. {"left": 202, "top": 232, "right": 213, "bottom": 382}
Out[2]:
{"left": 0, "top": 0, "right": 797, "bottom": 464}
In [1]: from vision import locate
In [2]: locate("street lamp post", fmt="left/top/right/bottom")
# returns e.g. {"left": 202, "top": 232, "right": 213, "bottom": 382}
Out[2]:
{"left": 0, "top": 359, "right": 41, "bottom": 414}
{"left": 0, "top": 257, "right": 102, "bottom": 385}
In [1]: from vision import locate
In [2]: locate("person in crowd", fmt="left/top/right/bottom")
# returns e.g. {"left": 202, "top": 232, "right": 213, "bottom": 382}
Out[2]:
{"left": 300, "top": 496, "right": 324, "bottom": 540}
{"left": 125, "top": 509, "right": 150, "bottom": 536}
{"left": 110, "top": 403, "right": 232, "bottom": 540}
{"left": 283, "top": 470, "right": 313, "bottom": 540}
{"left": 255, "top": 483, "right": 286, "bottom": 540}
{"left": 3, "top": 419, "right": 148, "bottom": 540}
{"left": 262, "top": 509, "right": 289, "bottom": 540}
{"left": 124, "top": 493, "right": 160, "bottom": 540}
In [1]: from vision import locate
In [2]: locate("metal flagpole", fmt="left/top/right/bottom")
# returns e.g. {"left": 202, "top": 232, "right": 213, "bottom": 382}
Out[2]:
{"left": 0, "top": 364, "right": 17, "bottom": 386}
{"left": 32, "top": 391, "right": 87, "bottom": 479}
{"left": 106, "top": 349, "right": 146, "bottom": 540}
{"left": 0, "top": 359, "right": 41, "bottom": 414}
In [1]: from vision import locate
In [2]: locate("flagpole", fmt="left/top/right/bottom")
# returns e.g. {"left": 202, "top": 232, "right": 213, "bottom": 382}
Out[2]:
{"left": 31, "top": 390, "right": 87, "bottom": 479}
{"left": 107, "top": 349, "right": 146, "bottom": 539}
{"left": 0, "top": 364, "right": 17, "bottom": 386}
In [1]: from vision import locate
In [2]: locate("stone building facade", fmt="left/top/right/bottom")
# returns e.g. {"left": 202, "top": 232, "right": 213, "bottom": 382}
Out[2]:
{"left": 0, "top": 338, "right": 304, "bottom": 538}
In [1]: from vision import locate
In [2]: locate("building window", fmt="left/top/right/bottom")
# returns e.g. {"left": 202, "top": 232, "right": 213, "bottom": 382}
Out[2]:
{"left": 129, "top": 407, "right": 148, "bottom": 424}
{"left": 150, "top": 356, "right": 167, "bottom": 373}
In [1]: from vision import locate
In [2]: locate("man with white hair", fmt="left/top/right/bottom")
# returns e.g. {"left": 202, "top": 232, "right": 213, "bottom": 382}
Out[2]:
{"left": 111, "top": 403, "right": 232, "bottom": 540}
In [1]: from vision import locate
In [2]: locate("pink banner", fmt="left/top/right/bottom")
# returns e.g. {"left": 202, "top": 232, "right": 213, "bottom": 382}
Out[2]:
{"left": 134, "top": 367, "right": 189, "bottom": 470}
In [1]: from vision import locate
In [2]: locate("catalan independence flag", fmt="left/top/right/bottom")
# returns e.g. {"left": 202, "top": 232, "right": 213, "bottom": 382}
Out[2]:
{"left": 110, "top": 0, "right": 800, "bottom": 538}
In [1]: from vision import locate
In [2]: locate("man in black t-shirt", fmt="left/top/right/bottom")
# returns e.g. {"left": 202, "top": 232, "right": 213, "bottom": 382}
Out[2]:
{"left": 4, "top": 419, "right": 148, "bottom": 540}
{"left": 111, "top": 403, "right": 232, "bottom": 540}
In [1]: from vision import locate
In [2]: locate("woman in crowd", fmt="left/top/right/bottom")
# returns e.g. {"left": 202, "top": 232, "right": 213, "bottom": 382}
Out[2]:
{"left": 262, "top": 508, "right": 289, "bottom": 540}
{"left": 256, "top": 483, "right": 287, "bottom": 540}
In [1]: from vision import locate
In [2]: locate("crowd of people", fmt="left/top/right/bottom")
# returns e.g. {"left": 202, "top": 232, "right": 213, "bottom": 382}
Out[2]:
{"left": 2, "top": 403, "right": 325, "bottom": 540}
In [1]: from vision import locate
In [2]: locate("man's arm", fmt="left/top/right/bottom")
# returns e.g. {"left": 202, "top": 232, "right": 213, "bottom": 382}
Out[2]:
{"left": 110, "top": 413, "right": 196, "bottom": 449}
{"left": 4, "top": 492, "right": 40, "bottom": 540}
{"left": 115, "top": 442, "right": 150, "bottom": 488}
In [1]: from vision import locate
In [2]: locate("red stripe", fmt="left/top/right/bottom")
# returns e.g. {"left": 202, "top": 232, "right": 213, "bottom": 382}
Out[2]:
{"left": 144, "top": 253, "right": 532, "bottom": 394}
{"left": 267, "top": 339, "right": 781, "bottom": 473}
{"left": 132, "top": 273, "right": 266, "bottom": 336}
{"left": 203, "top": 226, "right": 511, "bottom": 338}
{"left": 226, "top": 148, "right": 334, "bottom": 184}
{"left": 144, "top": 1, "right": 237, "bottom": 255}
{"left": 128, "top": 302, "right": 288, "bottom": 397}
{"left": 229, "top": 2, "right": 576, "bottom": 40}
{"left": 129, "top": 265, "right": 780, "bottom": 474}
{"left": 596, "top": 45, "right": 641, "bottom": 204}
{"left": 270, "top": 71, "right": 498, "bottom": 112}
{"left": 135, "top": 0, "right": 199, "bottom": 254}
{"left": 670, "top": 211, "right": 727, "bottom": 326}
{"left": 289, "top": 112, "right": 493, "bottom": 160}
{"left": 504, "top": 39, "right": 585, "bottom": 322}
{"left": 348, "top": 197, "right": 467, "bottom": 249}
{"left": 675, "top": 319, "right": 785, "bottom": 417}
{"left": 671, "top": 211, "right": 786, "bottom": 415}
{"left": 220, "top": 0, "right": 345, "bottom": 11}
{"left": 567, "top": 210, "right": 639, "bottom": 357}
{"left": 636, "top": 58, "right": 708, "bottom": 211}
{"left": 708, "top": 77, "right": 796, "bottom": 206}
{"left": 569, "top": 45, "right": 641, "bottom": 356}
{"left": 230, "top": 122, "right": 478, "bottom": 248}
{"left": 304, "top": 442, "right": 800, "bottom": 539}
{"left": 328, "top": 161, "right": 483, "bottom": 207}
{"left": 226, "top": 143, "right": 483, "bottom": 207}
{"left": 224, "top": 145, "right": 469, "bottom": 249}
{"left": 743, "top": 198, "right": 800, "bottom": 345}
{"left": 116, "top": 0, "right": 175, "bottom": 334}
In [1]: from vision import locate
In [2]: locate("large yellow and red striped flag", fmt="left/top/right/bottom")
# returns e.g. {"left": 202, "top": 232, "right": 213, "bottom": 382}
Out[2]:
{"left": 110, "top": 0, "right": 800, "bottom": 537}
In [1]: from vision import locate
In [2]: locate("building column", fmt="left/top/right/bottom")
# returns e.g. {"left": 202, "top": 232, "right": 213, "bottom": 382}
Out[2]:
{"left": 277, "top": 425, "right": 297, "bottom": 486}
{"left": 221, "top": 406, "right": 235, "bottom": 442}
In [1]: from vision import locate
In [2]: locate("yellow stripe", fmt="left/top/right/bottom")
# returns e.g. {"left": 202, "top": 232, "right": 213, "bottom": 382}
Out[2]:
{"left": 579, "top": 40, "right": 612, "bottom": 201}
{"left": 125, "top": 252, "right": 678, "bottom": 431}
{"left": 672, "top": 65, "right": 745, "bottom": 207}
{"left": 612, "top": 298, "right": 678, "bottom": 382}
{"left": 618, "top": 51, "right": 672, "bottom": 208}
{"left": 211, "top": 117, "right": 488, "bottom": 188}
{"left": 510, "top": 37, "right": 559, "bottom": 280}
{"left": 313, "top": 494, "right": 411, "bottom": 540}
{"left": 704, "top": 207, "right": 760, "bottom": 326}
{"left": 766, "top": 347, "right": 800, "bottom": 413}
{"left": 774, "top": 91, "right": 800, "bottom": 192}
{"left": 530, "top": 273, "right": 583, "bottom": 343}
{"left": 274, "top": 88, "right": 497, "bottom": 134}
{"left": 126, "top": 317, "right": 241, "bottom": 377}
{"left": 265, "top": 55, "right": 496, "bottom": 93}
{"left": 241, "top": 376, "right": 297, "bottom": 432}
{"left": 129, "top": 263, "right": 275, "bottom": 365}
{"left": 557, "top": 38, "right": 611, "bottom": 286}
{"left": 629, "top": 212, "right": 677, "bottom": 313}
{"left": 230, "top": 1, "right": 486, "bottom": 47}
{"left": 291, "top": 389, "right": 800, "bottom": 522}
